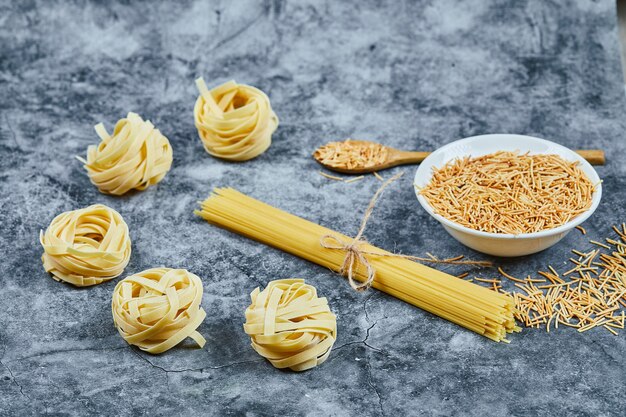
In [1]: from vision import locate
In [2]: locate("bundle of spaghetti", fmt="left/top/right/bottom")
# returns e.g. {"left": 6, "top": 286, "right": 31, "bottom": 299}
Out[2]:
{"left": 112, "top": 268, "right": 207, "bottom": 354}
{"left": 78, "top": 112, "right": 173, "bottom": 196}
{"left": 194, "top": 78, "right": 278, "bottom": 161}
{"left": 244, "top": 279, "right": 336, "bottom": 371}
{"left": 313, "top": 140, "right": 388, "bottom": 170}
{"left": 506, "top": 224, "right": 626, "bottom": 334}
{"left": 40, "top": 204, "right": 131, "bottom": 287}
{"left": 418, "top": 151, "right": 596, "bottom": 234}
{"left": 195, "top": 188, "right": 519, "bottom": 342}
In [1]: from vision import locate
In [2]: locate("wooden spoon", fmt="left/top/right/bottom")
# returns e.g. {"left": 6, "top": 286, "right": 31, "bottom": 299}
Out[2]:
{"left": 313, "top": 140, "right": 605, "bottom": 174}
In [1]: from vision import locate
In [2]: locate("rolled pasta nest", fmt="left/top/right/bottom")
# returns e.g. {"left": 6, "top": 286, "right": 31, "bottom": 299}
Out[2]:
{"left": 78, "top": 112, "right": 173, "bottom": 195}
{"left": 194, "top": 78, "right": 278, "bottom": 161}
{"left": 40, "top": 204, "right": 131, "bottom": 287}
{"left": 111, "top": 268, "right": 207, "bottom": 354}
{"left": 243, "top": 279, "right": 337, "bottom": 371}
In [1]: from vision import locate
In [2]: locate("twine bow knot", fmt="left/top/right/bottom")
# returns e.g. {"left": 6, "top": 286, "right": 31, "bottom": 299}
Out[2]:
{"left": 320, "top": 235, "right": 377, "bottom": 292}
{"left": 320, "top": 172, "right": 404, "bottom": 291}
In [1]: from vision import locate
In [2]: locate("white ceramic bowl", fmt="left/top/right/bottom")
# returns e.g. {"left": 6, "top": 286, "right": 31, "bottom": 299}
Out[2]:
{"left": 414, "top": 134, "right": 602, "bottom": 257}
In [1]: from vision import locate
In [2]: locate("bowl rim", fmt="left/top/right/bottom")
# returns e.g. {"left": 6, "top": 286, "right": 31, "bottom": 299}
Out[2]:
{"left": 414, "top": 134, "right": 603, "bottom": 240}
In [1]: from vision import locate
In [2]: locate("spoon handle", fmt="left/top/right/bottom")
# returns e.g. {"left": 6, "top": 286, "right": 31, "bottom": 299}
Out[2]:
{"left": 388, "top": 150, "right": 430, "bottom": 164}
{"left": 575, "top": 150, "right": 605, "bottom": 165}
{"left": 391, "top": 149, "right": 605, "bottom": 166}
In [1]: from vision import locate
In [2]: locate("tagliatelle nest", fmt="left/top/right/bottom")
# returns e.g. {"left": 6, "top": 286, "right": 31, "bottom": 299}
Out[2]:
{"left": 78, "top": 112, "right": 173, "bottom": 196}
{"left": 194, "top": 78, "right": 278, "bottom": 161}
{"left": 419, "top": 151, "right": 596, "bottom": 234}
{"left": 112, "top": 268, "right": 207, "bottom": 354}
{"left": 243, "top": 279, "right": 337, "bottom": 371}
{"left": 40, "top": 204, "right": 131, "bottom": 287}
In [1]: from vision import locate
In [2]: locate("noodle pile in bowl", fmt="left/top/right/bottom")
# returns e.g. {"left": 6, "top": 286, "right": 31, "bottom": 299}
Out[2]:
{"left": 418, "top": 151, "right": 597, "bottom": 235}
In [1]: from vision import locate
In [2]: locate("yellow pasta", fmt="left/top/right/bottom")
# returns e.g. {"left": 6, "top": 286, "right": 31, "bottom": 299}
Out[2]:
{"left": 78, "top": 112, "right": 173, "bottom": 195}
{"left": 244, "top": 279, "right": 337, "bottom": 371}
{"left": 193, "top": 78, "right": 278, "bottom": 161}
{"left": 196, "top": 188, "right": 519, "bottom": 342}
{"left": 40, "top": 204, "right": 131, "bottom": 287}
{"left": 111, "top": 268, "right": 207, "bottom": 354}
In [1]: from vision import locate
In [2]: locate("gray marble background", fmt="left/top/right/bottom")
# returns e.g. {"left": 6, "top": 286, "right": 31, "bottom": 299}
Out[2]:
{"left": 1, "top": 0, "right": 626, "bottom": 416}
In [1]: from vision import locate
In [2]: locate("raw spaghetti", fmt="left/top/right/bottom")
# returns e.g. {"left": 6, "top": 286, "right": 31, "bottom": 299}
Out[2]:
{"left": 195, "top": 188, "right": 518, "bottom": 342}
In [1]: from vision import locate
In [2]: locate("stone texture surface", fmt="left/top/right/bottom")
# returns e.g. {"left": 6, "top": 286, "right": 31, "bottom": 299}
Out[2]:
{"left": 1, "top": 0, "right": 626, "bottom": 416}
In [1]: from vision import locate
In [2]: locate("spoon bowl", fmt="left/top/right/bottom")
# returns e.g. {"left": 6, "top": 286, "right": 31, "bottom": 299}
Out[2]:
{"left": 313, "top": 140, "right": 428, "bottom": 174}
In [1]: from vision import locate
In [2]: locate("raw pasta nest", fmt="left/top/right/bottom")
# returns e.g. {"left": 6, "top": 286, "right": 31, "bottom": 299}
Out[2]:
{"left": 243, "top": 279, "right": 337, "bottom": 371}
{"left": 78, "top": 112, "right": 173, "bottom": 195}
{"left": 194, "top": 78, "right": 278, "bottom": 161}
{"left": 40, "top": 204, "right": 131, "bottom": 287}
{"left": 112, "top": 268, "right": 207, "bottom": 354}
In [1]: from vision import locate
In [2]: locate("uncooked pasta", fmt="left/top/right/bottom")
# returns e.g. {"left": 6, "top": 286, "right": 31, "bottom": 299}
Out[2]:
{"left": 111, "top": 268, "right": 207, "bottom": 354}
{"left": 77, "top": 112, "right": 173, "bottom": 196}
{"left": 196, "top": 188, "right": 518, "bottom": 342}
{"left": 244, "top": 279, "right": 337, "bottom": 371}
{"left": 418, "top": 151, "right": 596, "bottom": 234}
{"left": 503, "top": 225, "right": 626, "bottom": 334}
{"left": 40, "top": 204, "right": 131, "bottom": 287}
{"left": 313, "top": 140, "right": 388, "bottom": 170}
{"left": 193, "top": 78, "right": 278, "bottom": 161}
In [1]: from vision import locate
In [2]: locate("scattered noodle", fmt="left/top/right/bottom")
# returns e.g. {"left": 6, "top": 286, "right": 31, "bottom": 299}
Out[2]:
{"left": 345, "top": 175, "right": 365, "bottom": 184}
{"left": 474, "top": 277, "right": 501, "bottom": 284}
{"left": 498, "top": 267, "right": 526, "bottom": 283}
{"left": 576, "top": 225, "right": 587, "bottom": 235}
{"left": 419, "top": 151, "right": 596, "bottom": 234}
{"left": 319, "top": 171, "right": 344, "bottom": 181}
{"left": 510, "top": 226, "right": 626, "bottom": 334}
{"left": 590, "top": 240, "right": 610, "bottom": 249}
{"left": 313, "top": 140, "right": 388, "bottom": 170}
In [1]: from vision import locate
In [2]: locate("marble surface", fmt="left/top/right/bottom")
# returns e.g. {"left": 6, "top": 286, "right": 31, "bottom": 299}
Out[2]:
{"left": 1, "top": 0, "right": 626, "bottom": 416}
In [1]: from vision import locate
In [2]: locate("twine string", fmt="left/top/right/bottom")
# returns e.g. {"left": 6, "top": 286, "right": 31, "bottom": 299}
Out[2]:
{"left": 320, "top": 171, "right": 491, "bottom": 292}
